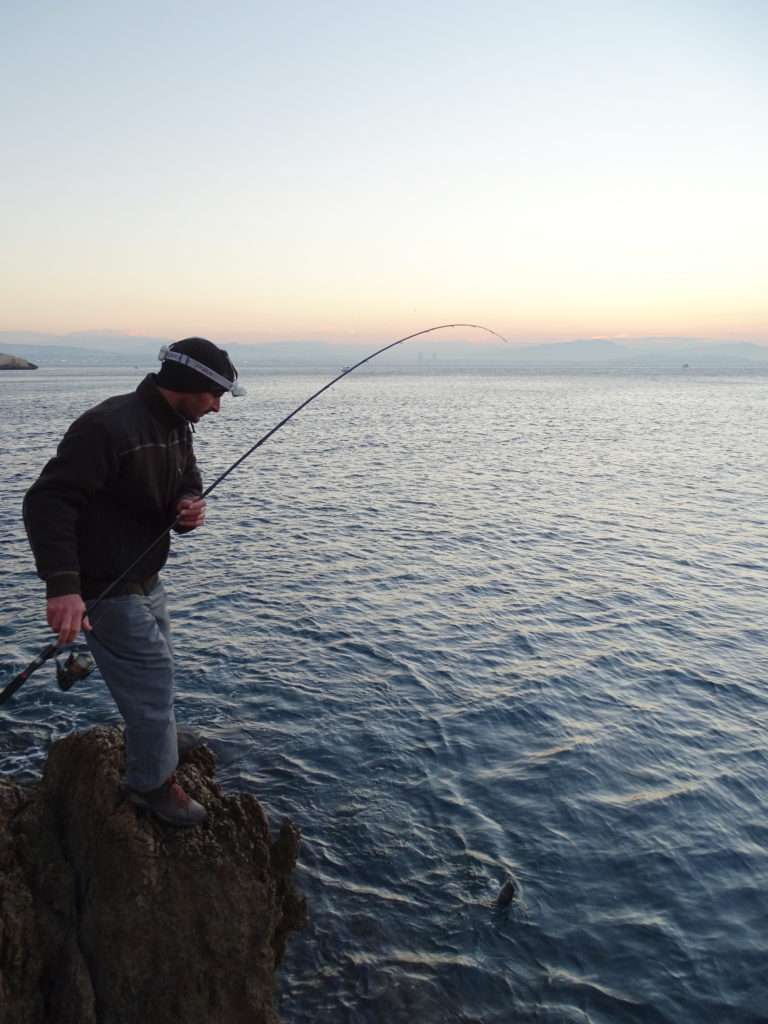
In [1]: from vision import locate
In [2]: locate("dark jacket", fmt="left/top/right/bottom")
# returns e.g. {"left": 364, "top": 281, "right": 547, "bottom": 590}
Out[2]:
{"left": 23, "top": 375, "right": 202, "bottom": 599}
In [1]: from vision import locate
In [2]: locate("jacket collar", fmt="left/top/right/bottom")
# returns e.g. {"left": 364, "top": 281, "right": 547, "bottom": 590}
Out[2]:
{"left": 137, "top": 374, "right": 190, "bottom": 433}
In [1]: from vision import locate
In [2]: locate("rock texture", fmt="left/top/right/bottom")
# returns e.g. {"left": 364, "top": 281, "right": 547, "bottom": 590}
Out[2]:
{"left": 0, "top": 352, "right": 37, "bottom": 370}
{"left": 0, "top": 727, "right": 307, "bottom": 1024}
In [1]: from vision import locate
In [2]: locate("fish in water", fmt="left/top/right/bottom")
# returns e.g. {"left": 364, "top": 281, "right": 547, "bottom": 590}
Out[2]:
{"left": 496, "top": 877, "right": 518, "bottom": 907}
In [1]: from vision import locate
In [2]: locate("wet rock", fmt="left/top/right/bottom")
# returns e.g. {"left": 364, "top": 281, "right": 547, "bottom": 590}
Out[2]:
{"left": 0, "top": 726, "right": 307, "bottom": 1024}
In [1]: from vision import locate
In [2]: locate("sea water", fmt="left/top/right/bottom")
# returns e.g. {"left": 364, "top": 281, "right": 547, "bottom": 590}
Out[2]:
{"left": 1, "top": 365, "right": 766, "bottom": 1023}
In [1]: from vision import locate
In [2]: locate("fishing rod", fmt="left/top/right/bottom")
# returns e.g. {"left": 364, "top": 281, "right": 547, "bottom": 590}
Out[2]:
{"left": 0, "top": 323, "right": 508, "bottom": 705}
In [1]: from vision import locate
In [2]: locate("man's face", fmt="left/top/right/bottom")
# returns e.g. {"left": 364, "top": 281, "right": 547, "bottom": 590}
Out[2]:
{"left": 177, "top": 390, "right": 223, "bottom": 423}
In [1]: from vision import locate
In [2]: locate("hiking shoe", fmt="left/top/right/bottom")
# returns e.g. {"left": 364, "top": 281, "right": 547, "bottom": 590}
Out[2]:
{"left": 129, "top": 774, "right": 208, "bottom": 827}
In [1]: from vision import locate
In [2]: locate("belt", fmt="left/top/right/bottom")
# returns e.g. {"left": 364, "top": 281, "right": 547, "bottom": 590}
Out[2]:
{"left": 120, "top": 573, "right": 160, "bottom": 597}
{"left": 83, "top": 573, "right": 159, "bottom": 600}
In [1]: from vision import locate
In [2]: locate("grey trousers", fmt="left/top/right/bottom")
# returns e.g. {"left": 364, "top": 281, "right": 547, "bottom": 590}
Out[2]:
{"left": 86, "top": 580, "right": 178, "bottom": 792}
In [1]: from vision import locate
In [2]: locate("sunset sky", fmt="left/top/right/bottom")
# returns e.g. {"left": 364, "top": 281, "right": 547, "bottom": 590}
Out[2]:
{"left": 2, "top": 1, "right": 766, "bottom": 344}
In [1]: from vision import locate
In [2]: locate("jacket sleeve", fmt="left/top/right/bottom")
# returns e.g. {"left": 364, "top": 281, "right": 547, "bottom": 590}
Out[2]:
{"left": 172, "top": 433, "right": 204, "bottom": 535}
{"left": 22, "top": 413, "right": 117, "bottom": 598}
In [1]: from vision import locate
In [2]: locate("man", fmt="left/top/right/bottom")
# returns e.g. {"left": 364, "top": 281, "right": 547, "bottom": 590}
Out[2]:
{"left": 23, "top": 337, "right": 245, "bottom": 827}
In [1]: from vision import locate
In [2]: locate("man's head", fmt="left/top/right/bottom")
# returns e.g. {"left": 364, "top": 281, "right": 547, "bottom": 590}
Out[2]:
{"left": 156, "top": 337, "right": 244, "bottom": 422}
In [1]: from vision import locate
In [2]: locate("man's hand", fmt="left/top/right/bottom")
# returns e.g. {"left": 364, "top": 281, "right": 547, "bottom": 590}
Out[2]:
{"left": 176, "top": 496, "right": 206, "bottom": 531}
{"left": 47, "top": 595, "right": 91, "bottom": 646}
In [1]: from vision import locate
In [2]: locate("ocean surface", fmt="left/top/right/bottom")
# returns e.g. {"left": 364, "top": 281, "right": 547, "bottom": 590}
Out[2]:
{"left": 1, "top": 364, "right": 767, "bottom": 1023}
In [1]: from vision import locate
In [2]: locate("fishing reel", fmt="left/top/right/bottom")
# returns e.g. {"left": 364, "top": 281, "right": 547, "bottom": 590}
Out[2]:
{"left": 55, "top": 649, "right": 97, "bottom": 692}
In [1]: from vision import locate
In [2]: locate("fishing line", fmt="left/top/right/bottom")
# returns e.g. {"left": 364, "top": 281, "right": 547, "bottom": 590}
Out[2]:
{"left": 0, "top": 323, "right": 508, "bottom": 704}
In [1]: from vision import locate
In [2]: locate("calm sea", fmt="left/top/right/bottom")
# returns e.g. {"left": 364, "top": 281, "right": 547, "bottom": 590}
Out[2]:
{"left": 1, "top": 365, "right": 767, "bottom": 1023}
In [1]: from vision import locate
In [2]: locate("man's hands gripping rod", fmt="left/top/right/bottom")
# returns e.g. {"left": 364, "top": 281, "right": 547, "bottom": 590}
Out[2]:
{"left": 45, "top": 497, "right": 207, "bottom": 646}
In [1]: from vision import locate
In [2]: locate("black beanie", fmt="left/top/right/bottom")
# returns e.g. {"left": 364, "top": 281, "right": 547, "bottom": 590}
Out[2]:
{"left": 156, "top": 337, "right": 239, "bottom": 394}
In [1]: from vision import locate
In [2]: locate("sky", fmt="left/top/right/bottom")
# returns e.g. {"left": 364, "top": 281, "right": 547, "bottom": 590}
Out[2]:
{"left": 1, "top": 0, "right": 766, "bottom": 345}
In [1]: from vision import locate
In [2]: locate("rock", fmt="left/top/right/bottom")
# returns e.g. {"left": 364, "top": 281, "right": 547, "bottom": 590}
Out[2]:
{"left": 0, "top": 352, "right": 37, "bottom": 370}
{"left": 0, "top": 726, "right": 307, "bottom": 1024}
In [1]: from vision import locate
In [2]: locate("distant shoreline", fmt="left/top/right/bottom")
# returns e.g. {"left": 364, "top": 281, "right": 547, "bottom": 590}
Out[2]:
{"left": 2, "top": 335, "right": 768, "bottom": 373}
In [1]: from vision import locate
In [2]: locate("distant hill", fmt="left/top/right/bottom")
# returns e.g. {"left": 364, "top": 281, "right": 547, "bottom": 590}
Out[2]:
{"left": 0, "top": 351, "right": 37, "bottom": 370}
{"left": 500, "top": 339, "right": 628, "bottom": 363}
{"left": 1, "top": 331, "right": 767, "bottom": 370}
{"left": 617, "top": 339, "right": 768, "bottom": 366}
{"left": 0, "top": 332, "right": 160, "bottom": 368}
{"left": 0, "top": 344, "right": 152, "bottom": 368}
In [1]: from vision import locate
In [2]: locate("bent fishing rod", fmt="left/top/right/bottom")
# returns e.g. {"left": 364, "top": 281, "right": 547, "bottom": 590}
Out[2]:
{"left": 0, "top": 323, "right": 508, "bottom": 705}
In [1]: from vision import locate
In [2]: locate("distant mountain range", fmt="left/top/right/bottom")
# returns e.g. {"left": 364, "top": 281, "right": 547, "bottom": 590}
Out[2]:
{"left": 1, "top": 331, "right": 767, "bottom": 370}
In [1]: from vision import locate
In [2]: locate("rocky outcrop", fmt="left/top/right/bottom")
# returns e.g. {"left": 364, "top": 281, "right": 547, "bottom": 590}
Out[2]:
{"left": 0, "top": 352, "right": 37, "bottom": 369}
{"left": 0, "top": 727, "right": 307, "bottom": 1024}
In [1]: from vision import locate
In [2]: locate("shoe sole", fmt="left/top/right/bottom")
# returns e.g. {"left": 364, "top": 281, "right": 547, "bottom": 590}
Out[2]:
{"left": 128, "top": 792, "right": 207, "bottom": 828}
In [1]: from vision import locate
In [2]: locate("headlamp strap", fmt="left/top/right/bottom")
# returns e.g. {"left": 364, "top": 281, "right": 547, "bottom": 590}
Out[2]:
{"left": 158, "top": 345, "right": 246, "bottom": 396}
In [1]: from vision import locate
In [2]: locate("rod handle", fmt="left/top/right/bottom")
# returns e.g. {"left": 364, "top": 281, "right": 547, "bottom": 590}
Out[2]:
{"left": 0, "top": 642, "right": 59, "bottom": 706}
